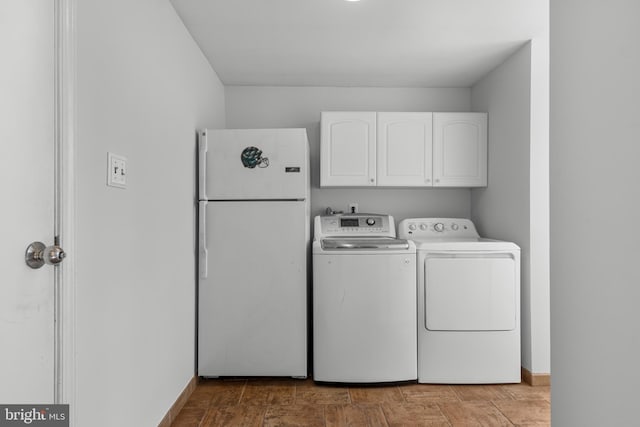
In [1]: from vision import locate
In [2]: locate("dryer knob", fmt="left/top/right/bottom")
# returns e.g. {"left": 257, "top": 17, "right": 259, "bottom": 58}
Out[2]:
{"left": 419, "top": 224, "right": 428, "bottom": 231}
{"left": 434, "top": 223, "right": 445, "bottom": 232}
{"left": 366, "top": 218, "right": 376, "bottom": 226}
{"left": 451, "top": 223, "right": 459, "bottom": 231}
{"left": 409, "top": 224, "right": 417, "bottom": 231}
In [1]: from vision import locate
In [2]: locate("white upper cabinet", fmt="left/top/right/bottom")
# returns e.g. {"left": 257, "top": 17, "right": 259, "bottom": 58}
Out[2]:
{"left": 377, "top": 112, "right": 433, "bottom": 186}
{"left": 321, "top": 111, "right": 487, "bottom": 187}
{"left": 433, "top": 113, "right": 487, "bottom": 187}
{"left": 321, "top": 112, "right": 377, "bottom": 186}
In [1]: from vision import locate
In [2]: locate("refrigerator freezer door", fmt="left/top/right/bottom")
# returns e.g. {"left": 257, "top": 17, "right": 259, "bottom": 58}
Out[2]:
{"left": 199, "top": 129, "right": 309, "bottom": 200}
{"left": 198, "top": 201, "right": 308, "bottom": 377}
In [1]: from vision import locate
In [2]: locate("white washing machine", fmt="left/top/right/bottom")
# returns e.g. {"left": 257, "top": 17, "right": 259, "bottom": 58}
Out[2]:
{"left": 313, "top": 214, "right": 416, "bottom": 383}
{"left": 398, "top": 218, "right": 521, "bottom": 384}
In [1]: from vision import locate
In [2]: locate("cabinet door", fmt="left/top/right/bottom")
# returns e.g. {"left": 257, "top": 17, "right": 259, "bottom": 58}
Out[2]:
{"left": 433, "top": 113, "right": 487, "bottom": 187}
{"left": 321, "top": 112, "right": 376, "bottom": 186}
{"left": 377, "top": 112, "right": 433, "bottom": 186}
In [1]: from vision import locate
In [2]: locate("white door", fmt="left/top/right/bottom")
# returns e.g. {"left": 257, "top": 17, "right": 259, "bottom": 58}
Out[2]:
{"left": 198, "top": 201, "right": 308, "bottom": 377}
{"left": 0, "top": 1, "right": 57, "bottom": 403}
{"left": 377, "top": 112, "right": 433, "bottom": 186}
{"left": 424, "top": 253, "right": 517, "bottom": 331}
{"left": 320, "top": 112, "right": 376, "bottom": 187}
{"left": 433, "top": 113, "right": 487, "bottom": 187}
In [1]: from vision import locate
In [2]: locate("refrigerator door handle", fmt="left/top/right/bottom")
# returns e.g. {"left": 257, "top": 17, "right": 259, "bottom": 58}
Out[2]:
{"left": 199, "top": 201, "right": 208, "bottom": 278}
{"left": 198, "top": 131, "right": 207, "bottom": 200}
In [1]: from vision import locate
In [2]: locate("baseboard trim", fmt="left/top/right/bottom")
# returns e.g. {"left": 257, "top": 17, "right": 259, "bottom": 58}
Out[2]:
{"left": 158, "top": 375, "right": 197, "bottom": 427}
{"left": 521, "top": 367, "right": 550, "bottom": 386}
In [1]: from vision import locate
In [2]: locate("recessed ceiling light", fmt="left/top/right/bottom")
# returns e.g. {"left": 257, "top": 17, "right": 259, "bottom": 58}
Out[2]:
{"left": 345, "top": 0, "right": 361, "bottom": 2}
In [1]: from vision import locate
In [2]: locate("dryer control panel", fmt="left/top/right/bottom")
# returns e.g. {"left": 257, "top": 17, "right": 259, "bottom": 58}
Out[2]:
{"left": 398, "top": 218, "right": 480, "bottom": 239}
{"left": 315, "top": 214, "right": 396, "bottom": 239}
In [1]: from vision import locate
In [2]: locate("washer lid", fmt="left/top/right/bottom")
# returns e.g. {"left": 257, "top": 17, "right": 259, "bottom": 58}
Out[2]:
{"left": 321, "top": 237, "right": 410, "bottom": 250}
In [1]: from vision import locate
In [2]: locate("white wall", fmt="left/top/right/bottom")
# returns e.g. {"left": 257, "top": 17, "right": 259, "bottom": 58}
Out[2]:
{"left": 225, "top": 86, "right": 472, "bottom": 220}
{"left": 471, "top": 39, "right": 550, "bottom": 375}
{"left": 76, "top": 1, "right": 224, "bottom": 425}
{"left": 528, "top": 36, "right": 551, "bottom": 377}
{"left": 550, "top": 1, "right": 640, "bottom": 424}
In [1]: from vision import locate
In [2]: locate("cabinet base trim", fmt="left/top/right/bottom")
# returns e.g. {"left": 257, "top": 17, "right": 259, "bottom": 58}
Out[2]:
{"left": 521, "top": 367, "right": 551, "bottom": 386}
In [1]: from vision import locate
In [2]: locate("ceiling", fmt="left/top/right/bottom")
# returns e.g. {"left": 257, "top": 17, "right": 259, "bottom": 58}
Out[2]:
{"left": 169, "top": 0, "right": 548, "bottom": 88}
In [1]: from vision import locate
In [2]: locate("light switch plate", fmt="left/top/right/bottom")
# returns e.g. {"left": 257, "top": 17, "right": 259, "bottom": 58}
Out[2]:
{"left": 107, "top": 152, "right": 127, "bottom": 189}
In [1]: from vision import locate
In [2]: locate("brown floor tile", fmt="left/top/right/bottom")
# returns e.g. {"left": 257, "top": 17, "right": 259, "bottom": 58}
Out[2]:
{"left": 170, "top": 407, "right": 207, "bottom": 427}
{"left": 326, "top": 404, "right": 389, "bottom": 427}
{"left": 439, "top": 401, "right": 512, "bottom": 426}
{"left": 501, "top": 384, "right": 551, "bottom": 402}
{"left": 350, "top": 386, "right": 405, "bottom": 404}
{"left": 197, "top": 380, "right": 246, "bottom": 407}
{"left": 381, "top": 403, "right": 450, "bottom": 426}
{"left": 182, "top": 388, "right": 215, "bottom": 409}
{"left": 240, "top": 379, "right": 296, "bottom": 405}
{"left": 172, "top": 380, "right": 549, "bottom": 427}
{"left": 198, "top": 378, "right": 247, "bottom": 388}
{"left": 451, "top": 384, "right": 514, "bottom": 402}
{"left": 201, "top": 405, "right": 266, "bottom": 427}
{"left": 493, "top": 400, "right": 550, "bottom": 426}
{"left": 295, "top": 382, "right": 351, "bottom": 405}
{"left": 263, "top": 404, "right": 325, "bottom": 427}
{"left": 400, "top": 384, "right": 460, "bottom": 404}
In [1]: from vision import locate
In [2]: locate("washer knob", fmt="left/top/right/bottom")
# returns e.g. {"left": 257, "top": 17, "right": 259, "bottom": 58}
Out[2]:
{"left": 451, "top": 223, "right": 459, "bottom": 231}
{"left": 419, "top": 223, "right": 428, "bottom": 231}
{"left": 366, "top": 218, "right": 376, "bottom": 226}
{"left": 409, "top": 224, "right": 417, "bottom": 231}
{"left": 434, "top": 223, "right": 445, "bottom": 232}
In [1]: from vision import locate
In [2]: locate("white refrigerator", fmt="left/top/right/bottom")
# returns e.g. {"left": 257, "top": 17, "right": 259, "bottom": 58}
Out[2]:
{"left": 197, "top": 128, "right": 309, "bottom": 378}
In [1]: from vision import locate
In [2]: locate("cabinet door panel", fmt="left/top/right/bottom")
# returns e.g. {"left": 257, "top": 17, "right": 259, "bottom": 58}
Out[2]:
{"left": 377, "top": 112, "right": 433, "bottom": 186}
{"left": 433, "top": 113, "right": 487, "bottom": 187}
{"left": 321, "top": 112, "right": 376, "bottom": 186}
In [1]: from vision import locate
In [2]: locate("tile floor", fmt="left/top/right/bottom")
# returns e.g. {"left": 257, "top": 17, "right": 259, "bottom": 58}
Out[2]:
{"left": 171, "top": 378, "right": 550, "bottom": 426}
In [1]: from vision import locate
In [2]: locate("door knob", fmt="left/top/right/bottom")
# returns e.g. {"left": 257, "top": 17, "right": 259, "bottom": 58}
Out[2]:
{"left": 25, "top": 241, "right": 67, "bottom": 269}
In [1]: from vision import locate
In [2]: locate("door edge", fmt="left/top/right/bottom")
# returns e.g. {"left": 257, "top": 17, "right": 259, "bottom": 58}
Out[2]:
{"left": 55, "top": 0, "right": 77, "bottom": 422}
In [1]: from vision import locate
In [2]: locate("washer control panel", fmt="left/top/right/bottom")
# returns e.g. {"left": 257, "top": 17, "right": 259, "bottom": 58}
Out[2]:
{"left": 398, "top": 218, "right": 479, "bottom": 239}
{"left": 315, "top": 214, "right": 396, "bottom": 239}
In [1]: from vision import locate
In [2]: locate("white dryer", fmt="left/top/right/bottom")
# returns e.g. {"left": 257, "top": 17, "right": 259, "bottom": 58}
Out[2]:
{"left": 313, "top": 214, "right": 416, "bottom": 383}
{"left": 398, "top": 218, "right": 521, "bottom": 384}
